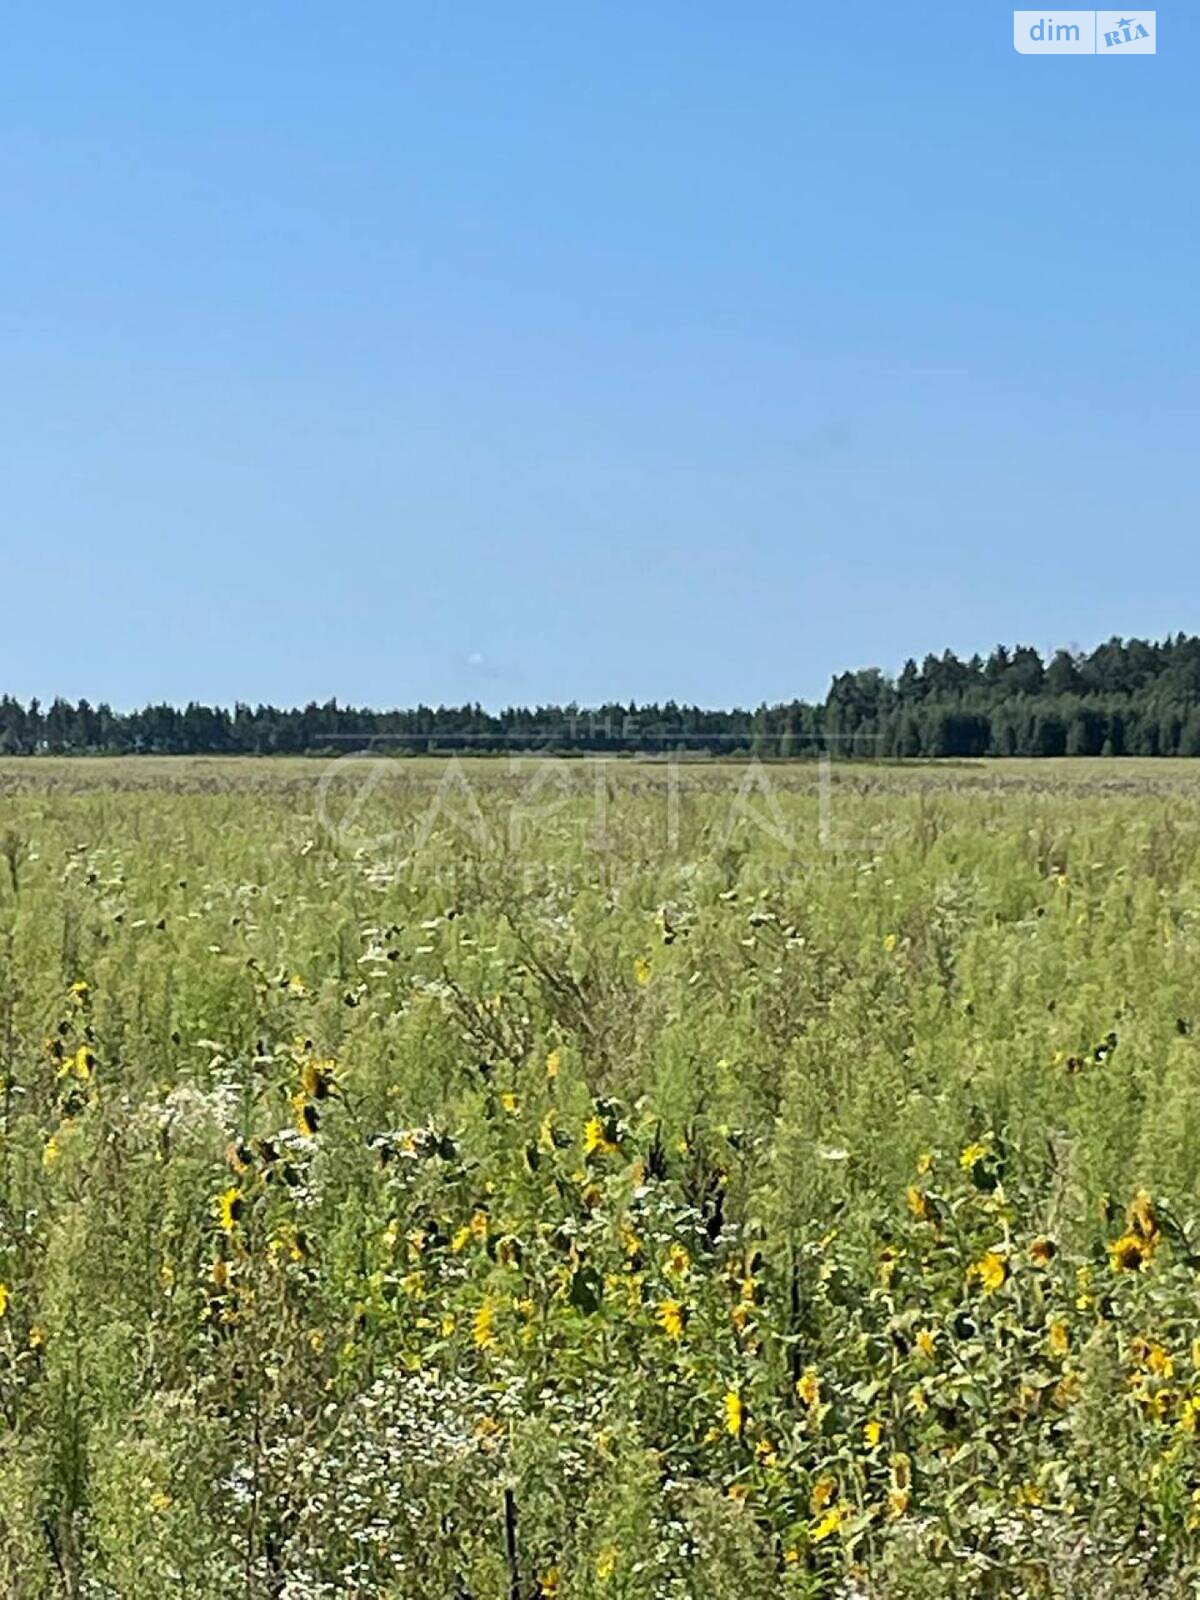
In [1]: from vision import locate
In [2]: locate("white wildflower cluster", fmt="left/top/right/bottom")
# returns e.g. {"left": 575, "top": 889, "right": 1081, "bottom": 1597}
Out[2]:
{"left": 234, "top": 1364, "right": 511, "bottom": 1595}
{"left": 135, "top": 1080, "right": 241, "bottom": 1144}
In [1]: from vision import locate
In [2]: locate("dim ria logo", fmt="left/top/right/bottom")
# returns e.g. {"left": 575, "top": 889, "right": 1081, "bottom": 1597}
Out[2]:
{"left": 1014, "top": 11, "right": 1156, "bottom": 53}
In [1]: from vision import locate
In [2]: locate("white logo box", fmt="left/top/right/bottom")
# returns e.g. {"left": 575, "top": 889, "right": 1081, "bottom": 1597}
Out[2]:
{"left": 1014, "top": 11, "right": 1156, "bottom": 53}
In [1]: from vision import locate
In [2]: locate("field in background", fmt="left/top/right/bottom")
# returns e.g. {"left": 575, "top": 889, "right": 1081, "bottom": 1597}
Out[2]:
{"left": 2, "top": 756, "right": 1200, "bottom": 1596}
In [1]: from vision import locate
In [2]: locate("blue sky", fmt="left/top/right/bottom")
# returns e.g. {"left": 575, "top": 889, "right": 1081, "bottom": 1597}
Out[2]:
{"left": 2, "top": 3, "right": 1195, "bottom": 709}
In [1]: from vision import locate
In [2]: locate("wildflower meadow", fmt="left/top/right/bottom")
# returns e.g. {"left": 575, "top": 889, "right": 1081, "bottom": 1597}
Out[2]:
{"left": 2, "top": 754, "right": 1200, "bottom": 1598}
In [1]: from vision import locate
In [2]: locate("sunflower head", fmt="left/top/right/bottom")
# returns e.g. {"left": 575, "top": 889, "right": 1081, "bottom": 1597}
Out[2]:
{"left": 967, "top": 1249, "right": 1008, "bottom": 1295}
{"left": 1109, "top": 1232, "right": 1150, "bottom": 1273}
{"left": 723, "top": 1389, "right": 743, "bottom": 1437}
{"left": 1029, "top": 1237, "right": 1057, "bottom": 1268}
{"left": 656, "top": 1299, "right": 685, "bottom": 1340}
{"left": 299, "top": 1058, "right": 336, "bottom": 1100}
{"left": 217, "top": 1187, "right": 245, "bottom": 1233}
{"left": 291, "top": 1092, "right": 320, "bottom": 1138}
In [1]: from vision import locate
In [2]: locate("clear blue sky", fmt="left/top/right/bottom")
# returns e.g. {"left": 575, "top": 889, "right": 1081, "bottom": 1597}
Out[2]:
{"left": 2, "top": 3, "right": 1195, "bottom": 710}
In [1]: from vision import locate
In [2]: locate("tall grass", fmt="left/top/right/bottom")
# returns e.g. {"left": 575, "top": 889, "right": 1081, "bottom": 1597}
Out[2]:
{"left": 2, "top": 756, "right": 1200, "bottom": 1597}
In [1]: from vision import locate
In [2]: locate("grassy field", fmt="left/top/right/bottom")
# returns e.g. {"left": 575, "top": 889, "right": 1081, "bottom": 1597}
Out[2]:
{"left": 2, "top": 755, "right": 1200, "bottom": 1597}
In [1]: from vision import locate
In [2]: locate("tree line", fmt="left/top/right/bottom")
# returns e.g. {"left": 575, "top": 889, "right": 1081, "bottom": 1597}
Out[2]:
{"left": 5, "top": 635, "right": 1200, "bottom": 757}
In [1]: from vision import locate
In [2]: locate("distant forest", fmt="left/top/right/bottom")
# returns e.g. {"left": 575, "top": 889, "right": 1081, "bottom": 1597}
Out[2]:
{"left": 7, "top": 636, "right": 1200, "bottom": 757}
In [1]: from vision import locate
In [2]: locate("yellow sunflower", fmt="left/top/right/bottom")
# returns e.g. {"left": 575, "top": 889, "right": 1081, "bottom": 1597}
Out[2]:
{"left": 217, "top": 1187, "right": 244, "bottom": 1232}
{"left": 967, "top": 1250, "right": 1008, "bottom": 1294}
{"left": 656, "top": 1299, "right": 685, "bottom": 1340}
{"left": 723, "top": 1390, "right": 744, "bottom": 1437}
{"left": 1109, "top": 1233, "right": 1151, "bottom": 1273}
